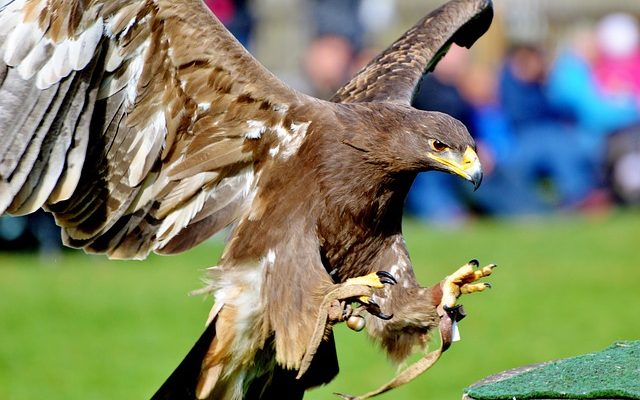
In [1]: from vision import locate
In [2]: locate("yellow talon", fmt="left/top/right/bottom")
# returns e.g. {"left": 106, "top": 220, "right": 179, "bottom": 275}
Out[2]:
{"left": 345, "top": 272, "right": 385, "bottom": 289}
{"left": 460, "top": 282, "right": 491, "bottom": 294}
{"left": 473, "top": 264, "right": 496, "bottom": 281}
{"left": 448, "top": 264, "right": 475, "bottom": 284}
{"left": 341, "top": 271, "right": 396, "bottom": 308}
{"left": 441, "top": 260, "right": 495, "bottom": 308}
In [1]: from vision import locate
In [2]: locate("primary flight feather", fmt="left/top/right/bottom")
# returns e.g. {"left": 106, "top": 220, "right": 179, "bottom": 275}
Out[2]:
{"left": 0, "top": 0, "right": 494, "bottom": 398}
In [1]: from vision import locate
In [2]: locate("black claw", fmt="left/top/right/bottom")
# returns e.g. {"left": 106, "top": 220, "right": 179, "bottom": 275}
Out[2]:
{"left": 376, "top": 312, "right": 394, "bottom": 321}
{"left": 468, "top": 259, "right": 479, "bottom": 268}
{"left": 484, "top": 283, "right": 492, "bottom": 289}
{"left": 364, "top": 299, "right": 394, "bottom": 320}
{"left": 376, "top": 270, "right": 397, "bottom": 285}
{"left": 366, "top": 298, "right": 380, "bottom": 309}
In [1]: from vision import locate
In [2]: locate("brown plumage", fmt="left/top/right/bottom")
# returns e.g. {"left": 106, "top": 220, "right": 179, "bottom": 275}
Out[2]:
{"left": 0, "top": 0, "right": 492, "bottom": 398}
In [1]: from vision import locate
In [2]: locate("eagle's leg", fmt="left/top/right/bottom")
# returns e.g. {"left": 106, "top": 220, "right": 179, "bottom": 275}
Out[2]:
{"left": 296, "top": 272, "right": 396, "bottom": 379}
{"left": 344, "top": 271, "right": 397, "bottom": 318}
{"left": 440, "top": 259, "right": 496, "bottom": 308}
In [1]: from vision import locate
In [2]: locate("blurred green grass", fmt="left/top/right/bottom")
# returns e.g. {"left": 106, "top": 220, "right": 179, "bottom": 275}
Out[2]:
{"left": 1, "top": 211, "right": 639, "bottom": 399}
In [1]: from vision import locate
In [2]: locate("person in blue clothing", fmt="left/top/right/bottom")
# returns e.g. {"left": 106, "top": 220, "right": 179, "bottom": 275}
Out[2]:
{"left": 496, "top": 44, "right": 601, "bottom": 211}
{"left": 457, "top": 63, "right": 551, "bottom": 217}
{"left": 548, "top": 25, "right": 640, "bottom": 151}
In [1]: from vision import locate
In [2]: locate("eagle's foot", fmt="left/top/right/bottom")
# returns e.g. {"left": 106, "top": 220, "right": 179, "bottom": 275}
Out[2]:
{"left": 296, "top": 271, "right": 396, "bottom": 379}
{"left": 343, "top": 271, "right": 397, "bottom": 311}
{"left": 329, "top": 271, "right": 396, "bottom": 322}
{"left": 441, "top": 259, "right": 495, "bottom": 309}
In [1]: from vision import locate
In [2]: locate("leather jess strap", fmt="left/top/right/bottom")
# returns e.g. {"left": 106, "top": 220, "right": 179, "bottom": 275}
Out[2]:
{"left": 335, "top": 304, "right": 466, "bottom": 400}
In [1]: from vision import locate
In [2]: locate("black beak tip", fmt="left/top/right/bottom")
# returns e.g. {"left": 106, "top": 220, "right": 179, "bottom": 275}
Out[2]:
{"left": 472, "top": 172, "right": 483, "bottom": 191}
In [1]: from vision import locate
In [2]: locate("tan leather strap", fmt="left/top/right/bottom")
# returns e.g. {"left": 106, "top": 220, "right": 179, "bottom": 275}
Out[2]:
{"left": 335, "top": 305, "right": 466, "bottom": 400}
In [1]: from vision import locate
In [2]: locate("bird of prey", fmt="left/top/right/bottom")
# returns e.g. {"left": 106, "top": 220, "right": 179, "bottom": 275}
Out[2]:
{"left": 0, "top": 0, "right": 494, "bottom": 398}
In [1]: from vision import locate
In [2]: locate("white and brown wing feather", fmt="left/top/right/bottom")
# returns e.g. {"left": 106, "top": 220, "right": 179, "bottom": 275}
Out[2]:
{"left": 0, "top": 0, "right": 304, "bottom": 259}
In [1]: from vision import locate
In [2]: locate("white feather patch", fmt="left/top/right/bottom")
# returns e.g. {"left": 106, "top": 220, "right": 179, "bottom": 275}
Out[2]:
{"left": 0, "top": 1, "right": 23, "bottom": 43}
{"left": 153, "top": 171, "right": 219, "bottom": 217}
{"left": 35, "top": 39, "right": 73, "bottom": 89}
{"left": 152, "top": 167, "right": 253, "bottom": 247}
{"left": 105, "top": 2, "right": 138, "bottom": 37}
{"left": 388, "top": 238, "right": 412, "bottom": 288}
{"left": 49, "top": 123, "right": 91, "bottom": 204}
{"left": 124, "top": 42, "right": 148, "bottom": 105}
{"left": 104, "top": 40, "right": 125, "bottom": 72}
{"left": 268, "top": 145, "right": 280, "bottom": 157}
{"left": 155, "top": 189, "right": 209, "bottom": 246}
{"left": 0, "top": 0, "right": 20, "bottom": 11}
{"left": 52, "top": 39, "right": 71, "bottom": 80}
{"left": 68, "top": 18, "right": 103, "bottom": 71}
{"left": 3, "top": 21, "right": 43, "bottom": 66}
{"left": 98, "top": 41, "right": 147, "bottom": 100}
{"left": 245, "top": 120, "right": 266, "bottom": 139}
{"left": 128, "top": 173, "right": 169, "bottom": 214}
{"left": 120, "top": 14, "right": 138, "bottom": 38}
{"left": 275, "top": 121, "right": 310, "bottom": 159}
{"left": 13, "top": 139, "right": 70, "bottom": 215}
{"left": 127, "top": 111, "right": 166, "bottom": 187}
{"left": 204, "top": 252, "right": 274, "bottom": 385}
{"left": 17, "top": 38, "right": 51, "bottom": 80}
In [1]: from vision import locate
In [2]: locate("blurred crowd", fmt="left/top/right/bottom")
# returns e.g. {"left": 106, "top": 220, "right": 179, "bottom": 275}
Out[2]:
{"left": 3, "top": 0, "right": 640, "bottom": 252}
{"left": 292, "top": 0, "right": 640, "bottom": 224}
{"left": 408, "top": 14, "right": 640, "bottom": 224}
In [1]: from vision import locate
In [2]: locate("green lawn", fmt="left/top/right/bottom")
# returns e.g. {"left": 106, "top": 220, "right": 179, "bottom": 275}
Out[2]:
{"left": 1, "top": 211, "right": 639, "bottom": 399}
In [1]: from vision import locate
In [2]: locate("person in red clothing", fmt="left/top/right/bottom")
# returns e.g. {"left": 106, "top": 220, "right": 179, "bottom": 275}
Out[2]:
{"left": 204, "top": 0, "right": 254, "bottom": 47}
{"left": 594, "top": 13, "right": 640, "bottom": 106}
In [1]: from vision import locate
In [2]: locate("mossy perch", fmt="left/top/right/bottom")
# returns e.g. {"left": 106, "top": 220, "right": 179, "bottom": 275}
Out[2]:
{"left": 464, "top": 341, "right": 640, "bottom": 399}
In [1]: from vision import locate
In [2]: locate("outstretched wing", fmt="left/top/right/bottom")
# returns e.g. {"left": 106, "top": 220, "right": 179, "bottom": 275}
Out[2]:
{"left": 332, "top": 0, "right": 492, "bottom": 104}
{"left": 0, "top": 0, "right": 304, "bottom": 259}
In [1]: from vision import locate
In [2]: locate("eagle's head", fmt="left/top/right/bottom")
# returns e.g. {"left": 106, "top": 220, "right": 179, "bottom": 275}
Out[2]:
{"left": 412, "top": 110, "right": 483, "bottom": 190}
{"left": 353, "top": 106, "right": 483, "bottom": 190}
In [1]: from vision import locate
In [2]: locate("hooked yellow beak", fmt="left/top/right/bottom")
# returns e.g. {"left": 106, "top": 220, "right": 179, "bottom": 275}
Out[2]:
{"left": 427, "top": 146, "right": 483, "bottom": 190}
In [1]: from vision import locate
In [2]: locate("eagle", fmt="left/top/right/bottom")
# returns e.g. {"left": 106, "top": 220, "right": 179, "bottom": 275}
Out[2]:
{"left": 0, "top": 0, "right": 495, "bottom": 399}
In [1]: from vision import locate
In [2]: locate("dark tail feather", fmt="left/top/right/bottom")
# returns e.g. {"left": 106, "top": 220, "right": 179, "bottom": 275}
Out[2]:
{"left": 245, "top": 332, "right": 340, "bottom": 400}
{"left": 151, "top": 318, "right": 217, "bottom": 400}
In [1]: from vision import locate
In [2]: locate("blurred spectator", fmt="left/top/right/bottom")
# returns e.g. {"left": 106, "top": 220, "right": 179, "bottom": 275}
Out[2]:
{"left": 499, "top": 44, "right": 599, "bottom": 210}
{"left": 0, "top": 210, "right": 61, "bottom": 256}
{"left": 458, "top": 63, "right": 549, "bottom": 216}
{"left": 302, "top": 0, "right": 365, "bottom": 98}
{"left": 547, "top": 24, "right": 640, "bottom": 141}
{"left": 606, "top": 125, "right": 640, "bottom": 205}
{"left": 591, "top": 13, "right": 640, "bottom": 206}
{"left": 302, "top": 0, "right": 395, "bottom": 99}
{"left": 594, "top": 13, "right": 640, "bottom": 104}
{"left": 303, "top": 34, "right": 358, "bottom": 99}
{"left": 204, "top": 0, "right": 255, "bottom": 47}
{"left": 309, "top": 0, "right": 365, "bottom": 49}
{"left": 413, "top": 46, "right": 475, "bottom": 127}
{"left": 407, "top": 42, "right": 612, "bottom": 222}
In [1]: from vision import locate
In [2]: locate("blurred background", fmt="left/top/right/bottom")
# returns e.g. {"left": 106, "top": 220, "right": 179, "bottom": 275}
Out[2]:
{"left": 1, "top": 0, "right": 639, "bottom": 399}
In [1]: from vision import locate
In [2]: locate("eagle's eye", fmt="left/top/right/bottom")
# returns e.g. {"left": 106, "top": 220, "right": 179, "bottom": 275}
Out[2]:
{"left": 431, "top": 140, "right": 447, "bottom": 152}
